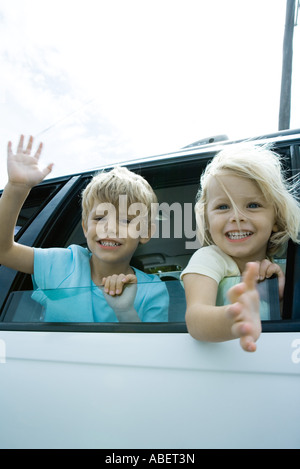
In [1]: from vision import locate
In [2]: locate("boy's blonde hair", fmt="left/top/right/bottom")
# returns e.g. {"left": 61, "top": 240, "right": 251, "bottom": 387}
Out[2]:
{"left": 81, "top": 166, "right": 157, "bottom": 229}
{"left": 195, "top": 142, "right": 300, "bottom": 256}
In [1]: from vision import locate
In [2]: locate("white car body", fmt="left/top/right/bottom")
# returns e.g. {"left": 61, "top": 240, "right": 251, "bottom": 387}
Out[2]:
{"left": 0, "top": 331, "right": 300, "bottom": 449}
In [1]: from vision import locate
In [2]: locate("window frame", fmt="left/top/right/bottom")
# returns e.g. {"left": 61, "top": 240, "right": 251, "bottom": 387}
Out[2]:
{"left": 0, "top": 140, "right": 300, "bottom": 333}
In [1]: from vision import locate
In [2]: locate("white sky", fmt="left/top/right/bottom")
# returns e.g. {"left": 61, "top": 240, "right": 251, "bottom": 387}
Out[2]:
{"left": 0, "top": 0, "right": 299, "bottom": 188}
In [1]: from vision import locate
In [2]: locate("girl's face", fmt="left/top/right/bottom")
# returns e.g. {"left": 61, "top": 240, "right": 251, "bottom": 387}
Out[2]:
{"left": 206, "top": 173, "right": 278, "bottom": 272}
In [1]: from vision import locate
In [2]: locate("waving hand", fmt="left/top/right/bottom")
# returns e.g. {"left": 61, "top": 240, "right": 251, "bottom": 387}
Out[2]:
{"left": 7, "top": 135, "right": 53, "bottom": 188}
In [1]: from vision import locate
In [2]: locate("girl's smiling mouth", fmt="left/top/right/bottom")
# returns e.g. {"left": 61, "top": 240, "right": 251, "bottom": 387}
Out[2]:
{"left": 226, "top": 230, "right": 253, "bottom": 241}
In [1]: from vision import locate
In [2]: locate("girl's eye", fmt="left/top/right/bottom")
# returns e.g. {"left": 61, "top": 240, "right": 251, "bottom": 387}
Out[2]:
{"left": 217, "top": 204, "right": 229, "bottom": 210}
{"left": 248, "top": 202, "right": 261, "bottom": 209}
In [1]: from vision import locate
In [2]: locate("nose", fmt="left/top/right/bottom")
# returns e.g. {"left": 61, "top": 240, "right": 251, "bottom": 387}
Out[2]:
{"left": 229, "top": 208, "right": 246, "bottom": 223}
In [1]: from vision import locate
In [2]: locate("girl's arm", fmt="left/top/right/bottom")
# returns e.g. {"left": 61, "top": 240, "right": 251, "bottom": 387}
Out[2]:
{"left": 183, "top": 263, "right": 261, "bottom": 352}
{"left": 183, "top": 274, "right": 235, "bottom": 342}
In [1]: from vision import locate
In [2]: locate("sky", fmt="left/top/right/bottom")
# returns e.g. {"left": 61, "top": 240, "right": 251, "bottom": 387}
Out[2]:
{"left": 0, "top": 0, "right": 299, "bottom": 188}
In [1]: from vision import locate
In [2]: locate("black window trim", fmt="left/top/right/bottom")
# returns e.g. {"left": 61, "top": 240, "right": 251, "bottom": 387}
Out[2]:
{"left": 1, "top": 320, "right": 300, "bottom": 333}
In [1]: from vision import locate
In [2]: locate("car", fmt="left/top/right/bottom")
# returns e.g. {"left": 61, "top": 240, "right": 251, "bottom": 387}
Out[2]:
{"left": 0, "top": 129, "right": 300, "bottom": 449}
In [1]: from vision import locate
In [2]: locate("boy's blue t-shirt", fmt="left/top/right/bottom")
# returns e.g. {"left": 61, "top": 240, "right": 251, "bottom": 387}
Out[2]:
{"left": 31, "top": 244, "right": 169, "bottom": 322}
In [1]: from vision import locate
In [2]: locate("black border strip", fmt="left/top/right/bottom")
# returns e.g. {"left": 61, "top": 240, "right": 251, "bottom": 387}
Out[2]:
{"left": 0, "top": 320, "right": 300, "bottom": 333}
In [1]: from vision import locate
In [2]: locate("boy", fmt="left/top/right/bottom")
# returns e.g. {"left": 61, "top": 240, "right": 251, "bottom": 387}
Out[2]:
{"left": 0, "top": 135, "right": 168, "bottom": 322}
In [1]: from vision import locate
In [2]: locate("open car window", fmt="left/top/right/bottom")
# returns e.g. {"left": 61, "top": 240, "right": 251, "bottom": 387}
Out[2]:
{"left": 2, "top": 279, "right": 185, "bottom": 324}
{"left": 0, "top": 141, "right": 298, "bottom": 332}
{"left": 13, "top": 183, "right": 63, "bottom": 238}
{"left": 1, "top": 276, "right": 281, "bottom": 325}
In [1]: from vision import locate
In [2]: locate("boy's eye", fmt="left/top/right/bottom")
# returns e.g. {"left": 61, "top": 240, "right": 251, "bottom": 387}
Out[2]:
{"left": 94, "top": 216, "right": 110, "bottom": 224}
{"left": 248, "top": 202, "right": 261, "bottom": 209}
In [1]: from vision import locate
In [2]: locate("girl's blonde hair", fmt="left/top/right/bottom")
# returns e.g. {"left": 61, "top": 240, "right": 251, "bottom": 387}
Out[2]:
{"left": 82, "top": 166, "right": 157, "bottom": 228}
{"left": 195, "top": 142, "right": 300, "bottom": 256}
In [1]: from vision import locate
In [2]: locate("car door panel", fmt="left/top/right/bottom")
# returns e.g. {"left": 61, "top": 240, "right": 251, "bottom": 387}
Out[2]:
{"left": 0, "top": 330, "right": 299, "bottom": 448}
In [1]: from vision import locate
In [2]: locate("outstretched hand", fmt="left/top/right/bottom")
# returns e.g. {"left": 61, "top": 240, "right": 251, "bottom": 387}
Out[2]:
{"left": 226, "top": 262, "right": 262, "bottom": 352}
{"left": 7, "top": 135, "right": 53, "bottom": 189}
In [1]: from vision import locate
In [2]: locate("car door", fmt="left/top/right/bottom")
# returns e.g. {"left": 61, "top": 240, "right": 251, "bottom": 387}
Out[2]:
{"left": 0, "top": 138, "right": 300, "bottom": 449}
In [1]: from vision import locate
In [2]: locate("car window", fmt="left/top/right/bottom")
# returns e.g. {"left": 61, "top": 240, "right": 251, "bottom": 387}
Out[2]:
{"left": 1, "top": 275, "right": 282, "bottom": 325}
{"left": 0, "top": 144, "right": 298, "bottom": 331}
{"left": 1, "top": 278, "right": 185, "bottom": 323}
{"left": 12, "top": 182, "right": 62, "bottom": 238}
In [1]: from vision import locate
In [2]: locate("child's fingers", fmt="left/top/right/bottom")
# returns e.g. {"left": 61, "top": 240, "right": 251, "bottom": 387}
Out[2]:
{"left": 7, "top": 141, "right": 12, "bottom": 157}
{"left": 230, "top": 313, "right": 258, "bottom": 352}
{"left": 227, "top": 283, "right": 246, "bottom": 305}
{"left": 25, "top": 136, "right": 33, "bottom": 154}
{"left": 226, "top": 301, "right": 243, "bottom": 321}
{"left": 110, "top": 275, "right": 120, "bottom": 295}
{"left": 115, "top": 275, "right": 127, "bottom": 294}
{"left": 243, "top": 262, "right": 259, "bottom": 291}
{"left": 231, "top": 314, "right": 254, "bottom": 337}
{"left": 42, "top": 163, "right": 54, "bottom": 178}
{"left": 117, "top": 274, "right": 137, "bottom": 294}
{"left": 240, "top": 335, "right": 257, "bottom": 353}
{"left": 17, "top": 135, "right": 24, "bottom": 153}
{"left": 102, "top": 275, "right": 118, "bottom": 295}
{"left": 102, "top": 274, "right": 137, "bottom": 295}
{"left": 258, "top": 259, "right": 272, "bottom": 280}
{"left": 34, "top": 142, "right": 43, "bottom": 160}
{"left": 259, "top": 259, "right": 279, "bottom": 280}
{"left": 121, "top": 274, "right": 137, "bottom": 285}
{"left": 228, "top": 263, "right": 258, "bottom": 305}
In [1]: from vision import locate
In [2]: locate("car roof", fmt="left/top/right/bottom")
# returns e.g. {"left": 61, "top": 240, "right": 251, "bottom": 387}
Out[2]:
{"left": 13, "top": 128, "right": 300, "bottom": 187}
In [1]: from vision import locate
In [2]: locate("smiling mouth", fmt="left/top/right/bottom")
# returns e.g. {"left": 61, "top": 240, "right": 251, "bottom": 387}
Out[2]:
{"left": 98, "top": 240, "right": 121, "bottom": 247}
{"left": 226, "top": 231, "right": 253, "bottom": 240}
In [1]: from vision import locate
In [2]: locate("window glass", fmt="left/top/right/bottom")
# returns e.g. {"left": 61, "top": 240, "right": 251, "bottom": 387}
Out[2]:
{"left": 1, "top": 276, "right": 282, "bottom": 324}
{"left": 2, "top": 279, "right": 185, "bottom": 323}
{"left": 0, "top": 155, "right": 290, "bottom": 328}
{"left": 12, "top": 183, "right": 62, "bottom": 238}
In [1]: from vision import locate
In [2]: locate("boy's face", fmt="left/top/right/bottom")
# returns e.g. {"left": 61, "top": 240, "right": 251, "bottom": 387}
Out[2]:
{"left": 206, "top": 173, "right": 278, "bottom": 272}
{"left": 82, "top": 200, "right": 150, "bottom": 269}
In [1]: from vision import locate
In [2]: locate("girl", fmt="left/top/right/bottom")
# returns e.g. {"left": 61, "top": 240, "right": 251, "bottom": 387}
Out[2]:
{"left": 182, "top": 142, "right": 300, "bottom": 352}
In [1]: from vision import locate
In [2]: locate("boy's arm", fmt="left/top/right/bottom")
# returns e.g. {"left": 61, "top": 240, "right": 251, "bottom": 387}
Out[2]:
{"left": 0, "top": 136, "right": 53, "bottom": 274}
